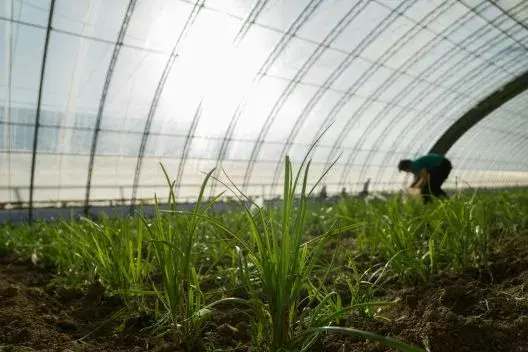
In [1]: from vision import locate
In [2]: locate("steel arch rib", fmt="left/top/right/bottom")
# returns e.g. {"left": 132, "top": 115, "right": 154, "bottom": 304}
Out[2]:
{"left": 429, "top": 69, "right": 528, "bottom": 155}
{"left": 460, "top": 0, "right": 528, "bottom": 50}
{"left": 267, "top": 0, "right": 418, "bottom": 196}
{"left": 324, "top": 1, "right": 515, "bottom": 187}
{"left": 181, "top": 0, "right": 271, "bottom": 197}
{"left": 477, "top": 110, "right": 528, "bottom": 181}
{"left": 325, "top": 1, "right": 453, "bottom": 187}
{"left": 372, "top": 27, "right": 528, "bottom": 186}
{"left": 342, "top": 6, "right": 527, "bottom": 189}
{"left": 413, "top": 52, "right": 527, "bottom": 154}
{"left": 487, "top": 0, "right": 528, "bottom": 32}
{"left": 129, "top": 0, "right": 205, "bottom": 211}
{"left": 83, "top": 0, "right": 137, "bottom": 214}
{"left": 28, "top": 0, "right": 56, "bottom": 223}
{"left": 372, "top": 56, "right": 525, "bottom": 189}
{"left": 362, "top": 14, "right": 524, "bottom": 187}
{"left": 343, "top": 2, "right": 471, "bottom": 185}
{"left": 381, "top": 52, "right": 527, "bottom": 187}
{"left": 347, "top": 1, "right": 499, "bottom": 186}
{"left": 403, "top": 51, "right": 527, "bottom": 168}
{"left": 208, "top": 0, "right": 323, "bottom": 196}
{"left": 453, "top": 121, "right": 527, "bottom": 187}
{"left": 173, "top": 101, "right": 203, "bottom": 199}
{"left": 456, "top": 118, "right": 528, "bottom": 185}
{"left": 238, "top": 0, "right": 369, "bottom": 191}
{"left": 486, "top": 126, "right": 528, "bottom": 181}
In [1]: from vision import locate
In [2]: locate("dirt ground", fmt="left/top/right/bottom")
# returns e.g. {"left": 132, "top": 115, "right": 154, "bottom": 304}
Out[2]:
{"left": 1, "top": 234, "right": 526, "bottom": 352}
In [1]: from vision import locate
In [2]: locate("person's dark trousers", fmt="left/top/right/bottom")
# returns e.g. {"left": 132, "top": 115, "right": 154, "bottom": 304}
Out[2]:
{"left": 421, "top": 158, "right": 452, "bottom": 204}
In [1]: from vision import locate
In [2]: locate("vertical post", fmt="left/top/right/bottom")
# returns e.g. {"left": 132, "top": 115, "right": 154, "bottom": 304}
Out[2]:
{"left": 28, "top": 0, "right": 56, "bottom": 223}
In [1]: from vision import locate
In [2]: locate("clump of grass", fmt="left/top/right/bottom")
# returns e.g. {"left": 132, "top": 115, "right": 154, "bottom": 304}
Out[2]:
{"left": 56, "top": 215, "right": 153, "bottom": 310}
{"left": 337, "top": 188, "right": 524, "bottom": 285}
{"left": 139, "top": 164, "right": 238, "bottom": 350}
{"left": 207, "top": 150, "right": 425, "bottom": 351}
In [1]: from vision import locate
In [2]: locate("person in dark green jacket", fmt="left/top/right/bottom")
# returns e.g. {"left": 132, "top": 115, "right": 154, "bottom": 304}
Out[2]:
{"left": 398, "top": 153, "right": 452, "bottom": 204}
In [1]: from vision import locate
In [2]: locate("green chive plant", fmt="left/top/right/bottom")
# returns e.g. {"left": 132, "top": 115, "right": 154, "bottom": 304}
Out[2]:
{"left": 59, "top": 215, "right": 153, "bottom": 310}
{"left": 206, "top": 149, "right": 425, "bottom": 352}
{"left": 139, "top": 164, "right": 237, "bottom": 350}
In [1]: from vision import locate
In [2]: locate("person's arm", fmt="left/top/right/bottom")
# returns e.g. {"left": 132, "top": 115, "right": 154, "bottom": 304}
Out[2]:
{"left": 409, "top": 169, "right": 429, "bottom": 189}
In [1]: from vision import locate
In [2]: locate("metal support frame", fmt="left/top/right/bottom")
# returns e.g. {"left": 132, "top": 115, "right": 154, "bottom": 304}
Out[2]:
{"left": 383, "top": 26, "right": 528, "bottom": 181}
{"left": 380, "top": 2, "right": 528, "bottom": 184}
{"left": 428, "top": 0, "right": 528, "bottom": 185}
{"left": 239, "top": 0, "right": 369, "bottom": 191}
{"left": 374, "top": 25, "right": 528, "bottom": 186}
{"left": 28, "top": 0, "right": 55, "bottom": 223}
{"left": 174, "top": 0, "right": 270, "bottom": 200}
{"left": 382, "top": 50, "right": 527, "bottom": 187}
{"left": 429, "top": 70, "right": 528, "bottom": 155}
{"left": 329, "top": 0, "right": 516, "bottom": 190}
{"left": 266, "top": 0, "right": 418, "bottom": 196}
{"left": 414, "top": 50, "right": 527, "bottom": 153}
{"left": 129, "top": 0, "right": 205, "bottom": 212}
{"left": 483, "top": 120, "right": 528, "bottom": 181}
{"left": 353, "top": 0, "right": 525, "bottom": 187}
{"left": 173, "top": 102, "right": 203, "bottom": 199}
{"left": 363, "top": 4, "right": 527, "bottom": 186}
{"left": 451, "top": 113, "right": 528, "bottom": 184}
{"left": 315, "top": 0, "right": 452, "bottom": 189}
{"left": 83, "top": 0, "right": 137, "bottom": 215}
{"left": 210, "top": 0, "right": 322, "bottom": 196}
{"left": 338, "top": 0, "right": 528, "bottom": 191}
{"left": 337, "top": 0, "right": 469, "bottom": 185}
{"left": 4, "top": 0, "right": 15, "bottom": 206}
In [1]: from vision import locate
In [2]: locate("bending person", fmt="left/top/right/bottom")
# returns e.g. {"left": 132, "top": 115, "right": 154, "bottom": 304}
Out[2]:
{"left": 398, "top": 153, "right": 452, "bottom": 204}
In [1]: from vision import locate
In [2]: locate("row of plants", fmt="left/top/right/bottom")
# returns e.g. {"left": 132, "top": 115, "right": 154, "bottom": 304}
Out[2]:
{"left": 1, "top": 155, "right": 526, "bottom": 351}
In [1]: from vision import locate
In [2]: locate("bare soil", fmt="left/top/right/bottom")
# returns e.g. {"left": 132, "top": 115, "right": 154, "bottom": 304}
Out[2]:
{"left": 1, "top": 234, "right": 526, "bottom": 352}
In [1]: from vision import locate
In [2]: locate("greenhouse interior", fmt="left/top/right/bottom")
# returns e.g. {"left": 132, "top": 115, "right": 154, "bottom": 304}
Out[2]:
{"left": 0, "top": 0, "right": 527, "bottom": 351}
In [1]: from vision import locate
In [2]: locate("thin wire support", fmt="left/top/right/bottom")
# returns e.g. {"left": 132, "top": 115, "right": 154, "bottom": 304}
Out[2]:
{"left": 341, "top": 3, "right": 528, "bottom": 190}
{"left": 83, "top": 0, "right": 137, "bottom": 215}
{"left": 479, "top": 119, "right": 528, "bottom": 182}
{"left": 379, "top": 50, "right": 528, "bottom": 188}
{"left": 267, "top": 0, "right": 419, "bottom": 196}
{"left": 0, "top": 15, "right": 172, "bottom": 57}
{"left": 28, "top": 0, "right": 56, "bottom": 223}
{"left": 325, "top": 0, "right": 517, "bottom": 186}
{"left": 376, "top": 43, "right": 528, "bottom": 186}
{"left": 4, "top": 0, "right": 15, "bottom": 205}
{"left": 238, "top": 0, "right": 369, "bottom": 190}
{"left": 363, "top": 4, "right": 528, "bottom": 186}
{"left": 180, "top": 0, "right": 270, "bottom": 197}
{"left": 209, "top": 0, "right": 323, "bottom": 196}
{"left": 347, "top": 1, "right": 508, "bottom": 186}
{"left": 173, "top": 101, "right": 203, "bottom": 199}
{"left": 129, "top": 0, "right": 205, "bottom": 213}
{"left": 429, "top": 69, "right": 528, "bottom": 154}
{"left": 454, "top": 116, "right": 528, "bottom": 183}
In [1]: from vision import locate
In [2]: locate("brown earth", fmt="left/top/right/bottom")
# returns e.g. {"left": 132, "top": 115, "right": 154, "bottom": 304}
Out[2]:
{"left": 0, "top": 233, "right": 526, "bottom": 352}
{"left": 312, "top": 233, "right": 528, "bottom": 352}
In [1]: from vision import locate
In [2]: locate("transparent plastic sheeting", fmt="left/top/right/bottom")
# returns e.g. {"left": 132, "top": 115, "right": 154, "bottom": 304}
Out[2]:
{"left": 0, "top": 0, "right": 527, "bottom": 206}
{"left": 446, "top": 89, "right": 528, "bottom": 188}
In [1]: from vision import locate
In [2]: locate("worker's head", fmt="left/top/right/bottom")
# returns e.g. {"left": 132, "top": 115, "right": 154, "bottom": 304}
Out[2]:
{"left": 398, "top": 159, "right": 413, "bottom": 172}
